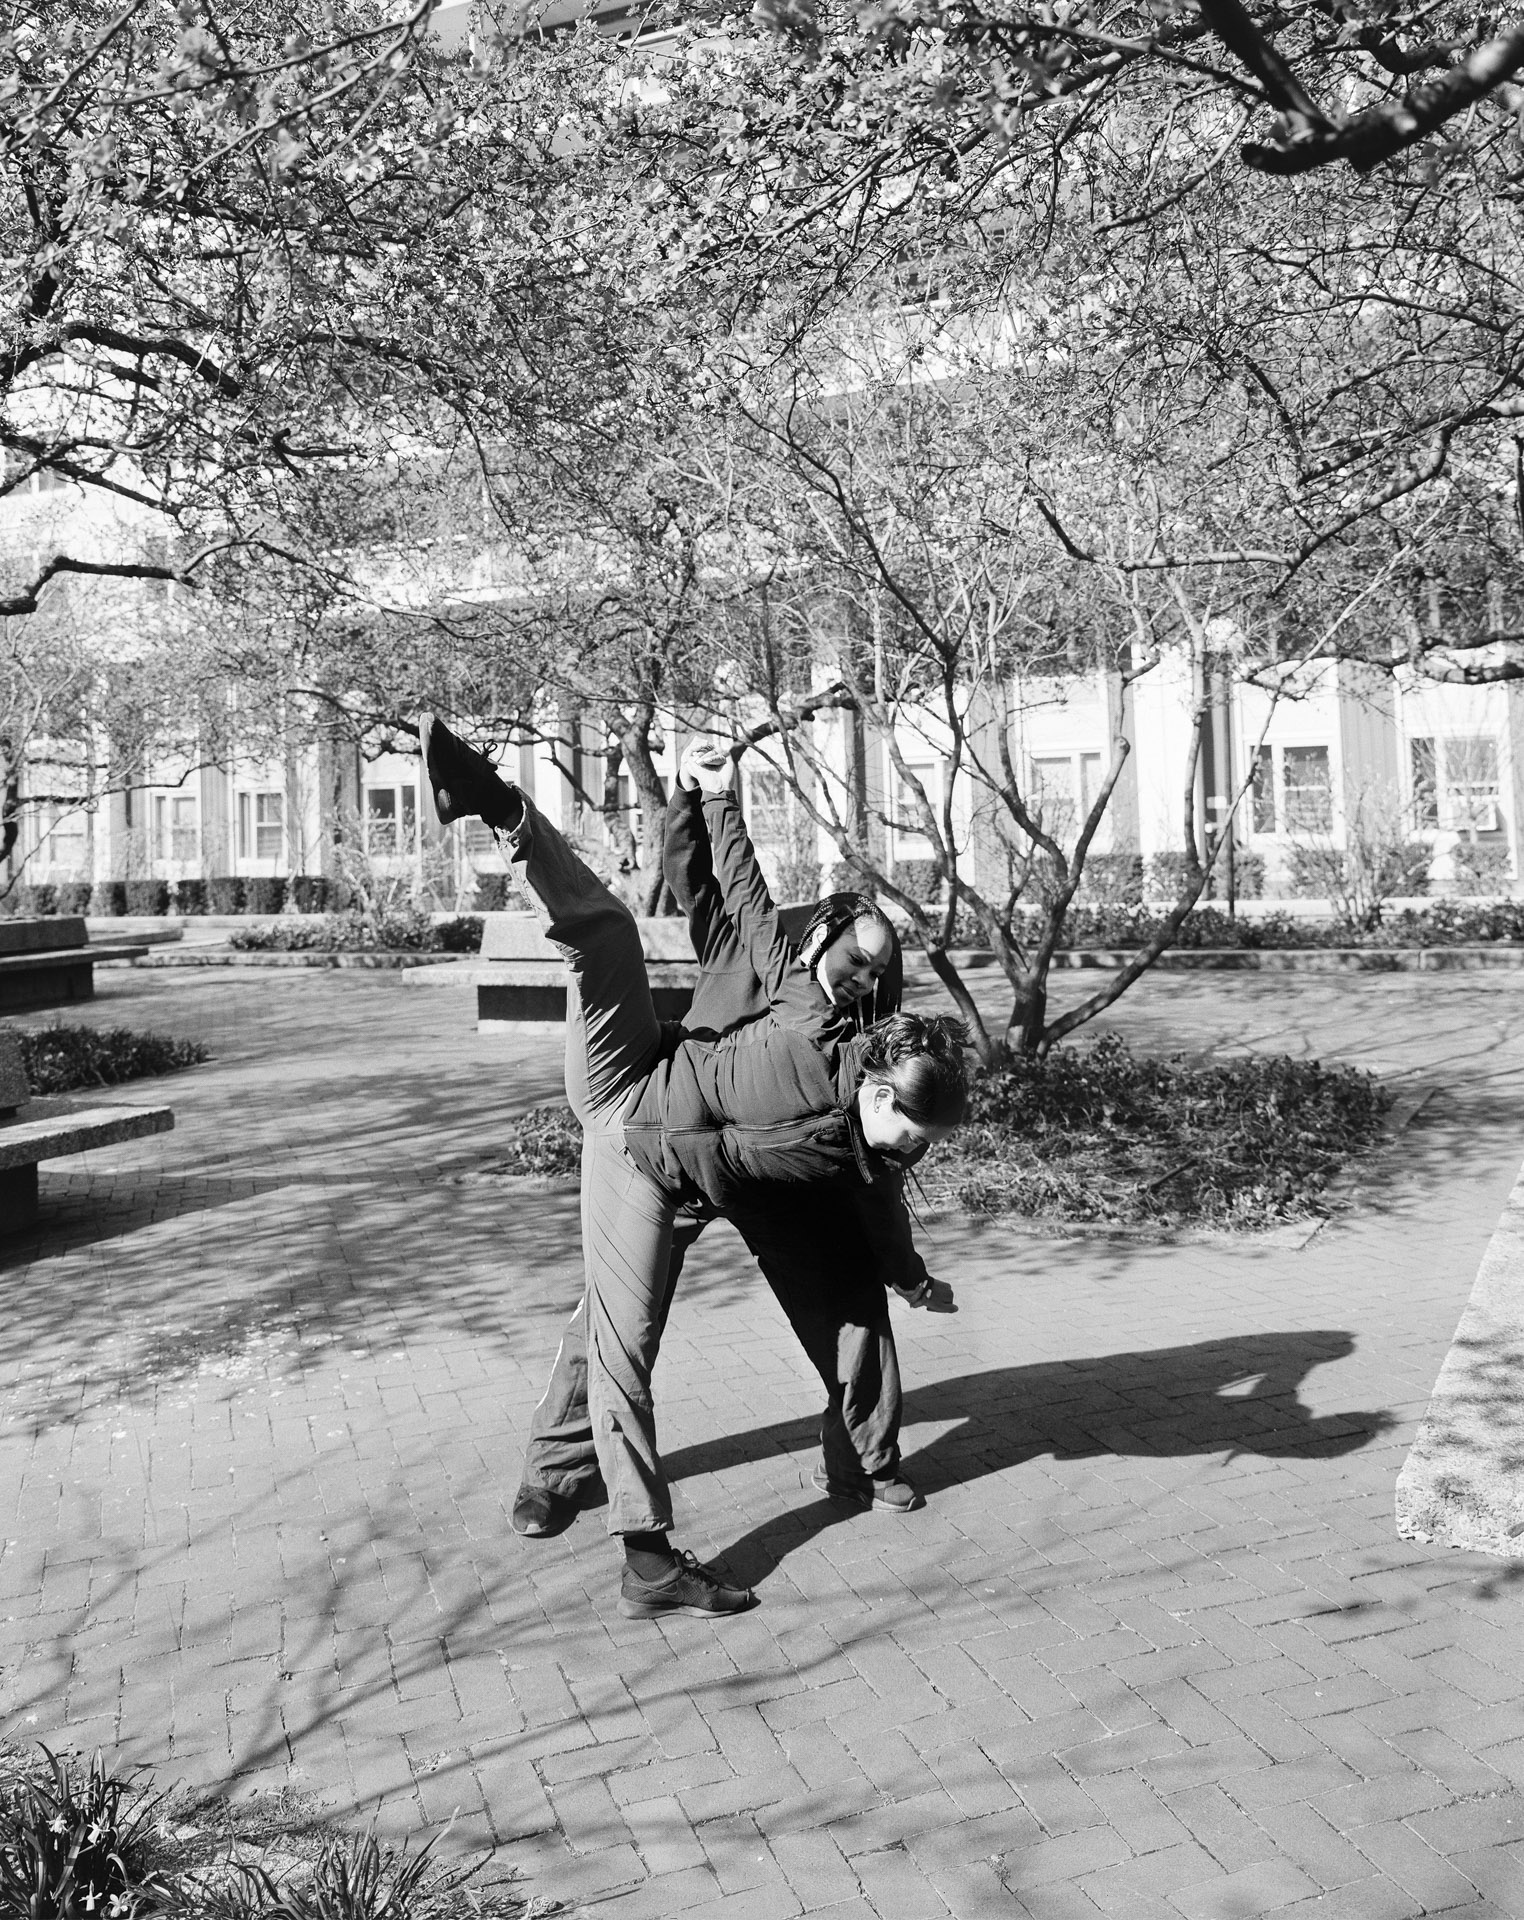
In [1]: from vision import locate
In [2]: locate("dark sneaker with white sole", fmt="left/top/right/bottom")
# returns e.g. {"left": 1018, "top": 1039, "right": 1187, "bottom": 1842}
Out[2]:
{"left": 511, "top": 1483, "right": 577, "bottom": 1538}
{"left": 811, "top": 1464, "right": 924, "bottom": 1511}
{"left": 619, "top": 1550, "right": 756, "bottom": 1618}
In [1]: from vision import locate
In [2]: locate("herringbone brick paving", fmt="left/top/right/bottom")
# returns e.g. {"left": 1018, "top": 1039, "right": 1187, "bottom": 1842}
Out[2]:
{"left": 3, "top": 963, "right": 1524, "bottom": 1917}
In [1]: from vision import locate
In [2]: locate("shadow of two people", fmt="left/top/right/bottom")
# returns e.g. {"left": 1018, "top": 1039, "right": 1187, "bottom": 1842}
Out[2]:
{"left": 657, "top": 1328, "right": 1394, "bottom": 1587}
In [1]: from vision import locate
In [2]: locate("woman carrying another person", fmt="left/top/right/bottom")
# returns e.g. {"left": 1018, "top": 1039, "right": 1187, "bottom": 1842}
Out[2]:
{"left": 512, "top": 742, "right": 955, "bottom": 1543}
{"left": 420, "top": 716, "right": 968, "bottom": 1622}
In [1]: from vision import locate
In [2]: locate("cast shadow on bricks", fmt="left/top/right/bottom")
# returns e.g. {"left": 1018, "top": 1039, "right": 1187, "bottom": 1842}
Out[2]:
{"left": 659, "top": 1329, "right": 1395, "bottom": 1586}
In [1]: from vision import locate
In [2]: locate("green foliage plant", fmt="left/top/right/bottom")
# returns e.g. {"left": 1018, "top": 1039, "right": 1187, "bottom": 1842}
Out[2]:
{"left": 227, "top": 915, "right": 482, "bottom": 955}
{"left": 243, "top": 879, "right": 286, "bottom": 916}
{"left": 124, "top": 881, "right": 170, "bottom": 917}
{"left": 203, "top": 1831, "right": 441, "bottom": 1920}
{"left": 1451, "top": 841, "right": 1511, "bottom": 896}
{"left": 1076, "top": 855, "right": 1144, "bottom": 905}
{"left": 0, "top": 1745, "right": 173, "bottom": 1920}
{"left": 932, "top": 1034, "right": 1389, "bottom": 1230}
{"left": 11, "top": 1025, "right": 208, "bottom": 1095}
{"left": 478, "top": 1103, "right": 582, "bottom": 1180}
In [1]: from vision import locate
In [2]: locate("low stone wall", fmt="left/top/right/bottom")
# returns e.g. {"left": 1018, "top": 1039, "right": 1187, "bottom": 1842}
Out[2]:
{"left": 1396, "top": 1157, "right": 1524, "bottom": 1558}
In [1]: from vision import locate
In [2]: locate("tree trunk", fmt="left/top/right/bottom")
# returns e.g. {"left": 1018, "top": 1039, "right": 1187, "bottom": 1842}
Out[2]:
{"left": 921, "top": 941, "right": 1000, "bottom": 1067}
{"left": 0, "top": 739, "right": 17, "bottom": 875}
{"left": 1009, "top": 969, "right": 1048, "bottom": 1059}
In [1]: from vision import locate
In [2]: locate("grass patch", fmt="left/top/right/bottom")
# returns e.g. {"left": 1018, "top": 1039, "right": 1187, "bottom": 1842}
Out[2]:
{"left": 923, "top": 1033, "right": 1391, "bottom": 1230}
{"left": 485, "top": 1038, "right": 1391, "bottom": 1232}
{"left": 0, "top": 1744, "right": 531, "bottom": 1920}
{"left": 11, "top": 1022, "right": 209, "bottom": 1094}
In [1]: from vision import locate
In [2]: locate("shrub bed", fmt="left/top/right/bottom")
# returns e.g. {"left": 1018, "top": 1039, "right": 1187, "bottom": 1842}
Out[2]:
{"left": 483, "top": 1038, "right": 1391, "bottom": 1231}
{"left": 228, "top": 912, "right": 484, "bottom": 954}
{"left": 125, "top": 878, "right": 170, "bottom": 916}
{"left": 947, "top": 900, "right": 1524, "bottom": 952}
{"left": 926, "top": 1034, "right": 1390, "bottom": 1229}
{"left": 12, "top": 1022, "right": 209, "bottom": 1093}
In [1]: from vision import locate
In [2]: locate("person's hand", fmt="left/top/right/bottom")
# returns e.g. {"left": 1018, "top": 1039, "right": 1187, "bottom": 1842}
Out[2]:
{"left": 895, "top": 1277, "right": 957, "bottom": 1313}
{"left": 679, "top": 740, "right": 734, "bottom": 796}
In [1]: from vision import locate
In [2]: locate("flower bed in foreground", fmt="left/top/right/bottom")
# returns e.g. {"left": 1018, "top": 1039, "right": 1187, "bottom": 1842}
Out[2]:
{"left": 0, "top": 1743, "right": 525, "bottom": 1920}
{"left": 483, "top": 1037, "right": 1391, "bottom": 1233}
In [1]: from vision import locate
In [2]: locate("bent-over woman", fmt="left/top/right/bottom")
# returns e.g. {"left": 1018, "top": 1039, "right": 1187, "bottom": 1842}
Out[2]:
{"left": 513, "top": 744, "right": 954, "bottom": 1542}
{"left": 420, "top": 716, "right": 968, "bottom": 1621}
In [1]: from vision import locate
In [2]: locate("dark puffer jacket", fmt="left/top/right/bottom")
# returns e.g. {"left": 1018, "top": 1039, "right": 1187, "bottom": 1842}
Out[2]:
{"left": 621, "top": 784, "right": 931, "bottom": 1294}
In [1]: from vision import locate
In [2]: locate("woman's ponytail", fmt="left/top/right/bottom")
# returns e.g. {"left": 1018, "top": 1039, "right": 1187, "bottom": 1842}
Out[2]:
{"left": 859, "top": 1012, "right": 971, "bottom": 1129}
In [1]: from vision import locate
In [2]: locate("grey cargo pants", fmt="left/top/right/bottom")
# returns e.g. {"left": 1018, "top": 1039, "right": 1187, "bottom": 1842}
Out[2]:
{"left": 502, "top": 793, "right": 679, "bottom": 1535}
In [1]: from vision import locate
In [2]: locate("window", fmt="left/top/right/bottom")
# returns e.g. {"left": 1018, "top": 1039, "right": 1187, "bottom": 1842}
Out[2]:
{"left": 237, "top": 791, "right": 284, "bottom": 861}
{"left": 153, "top": 793, "right": 199, "bottom": 862}
{"left": 38, "top": 803, "right": 87, "bottom": 870}
{"left": 1248, "top": 744, "right": 1332, "bottom": 835}
{"left": 1282, "top": 746, "right": 1333, "bottom": 831}
{"left": 1029, "top": 752, "right": 1102, "bottom": 841}
{"left": 1251, "top": 746, "right": 1277, "bottom": 834}
{"left": 1409, "top": 736, "right": 1502, "bottom": 834}
{"left": 891, "top": 758, "right": 945, "bottom": 859}
{"left": 365, "top": 783, "right": 416, "bottom": 854}
{"left": 746, "top": 767, "right": 790, "bottom": 846}
{"left": 1410, "top": 738, "right": 1438, "bottom": 829}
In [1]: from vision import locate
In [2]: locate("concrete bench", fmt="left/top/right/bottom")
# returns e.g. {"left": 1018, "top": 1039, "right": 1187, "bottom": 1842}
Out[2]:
{"left": 0, "top": 1030, "right": 173, "bottom": 1233}
{"left": 476, "top": 913, "right": 700, "bottom": 1028}
{"left": 0, "top": 917, "right": 150, "bottom": 1013}
{"left": 474, "top": 905, "right": 817, "bottom": 1029}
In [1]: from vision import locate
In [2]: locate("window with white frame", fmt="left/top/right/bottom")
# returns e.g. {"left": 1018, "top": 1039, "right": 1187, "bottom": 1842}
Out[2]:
{"left": 890, "top": 757, "right": 944, "bottom": 859}
{"left": 1247, "top": 743, "right": 1333, "bottom": 834}
{"left": 237, "top": 790, "right": 284, "bottom": 861}
{"left": 745, "top": 766, "right": 791, "bottom": 847}
{"left": 36, "top": 802, "right": 87, "bottom": 870}
{"left": 365, "top": 782, "right": 417, "bottom": 855}
{"left": 153, "top": 792, "right": 199, "bottom": 863}
{"left": 1028, "top": 751, "right": 1102, "bottom": 842}
{"left": 1410, "top": 736, "right": 1503, "bottom": 834}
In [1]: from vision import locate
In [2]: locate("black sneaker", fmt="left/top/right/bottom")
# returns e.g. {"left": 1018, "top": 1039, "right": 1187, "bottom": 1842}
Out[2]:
{"left": 419, "top": 714, "right": 520, "bottom": 828}
{"left": 619, "top": 1550, "right": 756, "bottom": 1619}
{"left": 511, "top": 1483, "right": 577, "bottom": 1538}
{"left": 811, "top": 1464, "right": 923, "bottom": 1512}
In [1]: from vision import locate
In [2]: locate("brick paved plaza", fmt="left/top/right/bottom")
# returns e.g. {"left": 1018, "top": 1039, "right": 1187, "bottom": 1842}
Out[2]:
{"left": 4, "top": 962, "right": 1524, "bottom": 1918}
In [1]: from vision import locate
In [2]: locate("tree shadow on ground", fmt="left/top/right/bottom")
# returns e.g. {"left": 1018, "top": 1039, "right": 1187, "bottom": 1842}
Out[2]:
{"left": 658, "top": 1329, "right": 1394, "bottom": 1585}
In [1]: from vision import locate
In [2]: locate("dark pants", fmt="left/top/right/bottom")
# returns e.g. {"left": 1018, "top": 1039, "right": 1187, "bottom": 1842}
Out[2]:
{"left": 523, "top": 1193, "right": 902, "bottom": 1497}
{"left": 518, "top": 779, "right": 902, "bottom": 1512}
{"left": 503, "top": 792, "right": 679, "bottom": 1535}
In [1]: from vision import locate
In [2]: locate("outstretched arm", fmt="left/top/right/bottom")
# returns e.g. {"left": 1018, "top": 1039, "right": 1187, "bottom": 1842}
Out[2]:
{"left": 850, "top": 1175, "right": 956, "bottom": 1312}
{"left": 664, "top": 781, "right": 771, "bottom": 1034}
{"left": 679, "top": 743, "right": 796, "bottom": 1013}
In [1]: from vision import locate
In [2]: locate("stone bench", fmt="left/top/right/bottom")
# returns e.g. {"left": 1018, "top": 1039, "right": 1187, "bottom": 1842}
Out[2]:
{"left": 0, "top": 917, "right": 150, "bottom": 1012}
{"left": 476, "top": 913, "right": 700, "bottom": 1028}
{"left": 474, "top": 905, "right": 817, "bottom": 1029}
{"left": 0, "top": 1029, "right": 173, "bottom": 1233}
